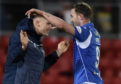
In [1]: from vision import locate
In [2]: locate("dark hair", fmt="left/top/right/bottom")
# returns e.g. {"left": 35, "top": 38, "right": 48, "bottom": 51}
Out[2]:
{"left": 72, "top": 2, "right": 93, "bottom": 19}
{"left": 30, "top": 12, "right": 43, "bottom": 19}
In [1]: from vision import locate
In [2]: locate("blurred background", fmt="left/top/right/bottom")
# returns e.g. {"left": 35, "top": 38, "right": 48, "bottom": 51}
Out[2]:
{"left": 0, "top": 0, "right": 121, "bottom": 84}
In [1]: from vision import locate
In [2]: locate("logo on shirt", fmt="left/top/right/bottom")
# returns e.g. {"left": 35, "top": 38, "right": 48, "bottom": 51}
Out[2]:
{"left": 96, "top": 38, "right": 99, "bottom": 43}
{"left": 95, "top": 31, "right": 99, "bottom": 36}
{"left": 29, "top": 39, "right": 43, "bottom": 48}
{"left": 76, "top": 26, "right": 82, "bottom": 34}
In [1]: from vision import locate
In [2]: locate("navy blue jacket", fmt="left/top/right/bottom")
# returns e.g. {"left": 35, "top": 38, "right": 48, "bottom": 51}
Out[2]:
{"left": 2, "top": 18, "right": 58, "bottom": 84}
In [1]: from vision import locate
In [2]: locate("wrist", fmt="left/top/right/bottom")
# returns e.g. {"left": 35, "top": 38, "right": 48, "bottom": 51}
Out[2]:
{"left": 22, "top": 42, "right": 28, "bottom": 51}
{"left": 56, "top": 50, "right": 62, "bottom": 57}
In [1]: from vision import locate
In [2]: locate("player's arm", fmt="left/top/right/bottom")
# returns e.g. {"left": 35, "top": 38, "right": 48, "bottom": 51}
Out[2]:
{"left": 25, "top": 8, "right": 75, "bottom": 36}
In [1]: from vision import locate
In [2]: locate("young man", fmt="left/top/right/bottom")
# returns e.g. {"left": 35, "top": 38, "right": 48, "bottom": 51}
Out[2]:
{"left": 2, "top": 13, "right": 69, "bottom": 84}
{"left": 25, "top": 2, "right": 104, "bottom": 84}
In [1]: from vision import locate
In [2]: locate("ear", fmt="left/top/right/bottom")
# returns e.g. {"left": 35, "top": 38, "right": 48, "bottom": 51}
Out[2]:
{"left": 34, "top": 19, "right": 40, "bottom": 28}
{"left": 79, "top": 13, "right": 84, "bottom": 20}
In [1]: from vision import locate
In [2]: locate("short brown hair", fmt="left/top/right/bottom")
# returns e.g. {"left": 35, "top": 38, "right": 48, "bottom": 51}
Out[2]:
{"left": 30, "top": 12, "right": 43, "bottom": 19}
{"left": 72, "top": 2, "right": 93, "bottom": 19}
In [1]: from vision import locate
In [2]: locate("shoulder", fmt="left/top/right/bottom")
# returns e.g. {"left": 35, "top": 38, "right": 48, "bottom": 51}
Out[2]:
{"left": 74, "top": 25, "right": 91, "bottom": 41}
{"left": 9, "top": 32, "right": 20, "bottom": 45}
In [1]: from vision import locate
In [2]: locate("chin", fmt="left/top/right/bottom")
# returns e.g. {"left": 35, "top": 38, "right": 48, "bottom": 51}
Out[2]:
{"left": 45, "top": 34, "right": 48, "bottom": 36}
{"left": 43, "top": 33, "right": 48, "bottom": 36}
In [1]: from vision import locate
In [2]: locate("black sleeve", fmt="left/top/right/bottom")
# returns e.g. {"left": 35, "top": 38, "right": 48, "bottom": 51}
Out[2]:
{"left": 43, "top": 51, "right": 59, "bottom": 71}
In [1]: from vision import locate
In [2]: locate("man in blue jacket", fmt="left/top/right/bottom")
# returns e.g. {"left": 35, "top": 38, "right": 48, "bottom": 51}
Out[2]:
{"left": 2, "top": 13, "right": 69, "bottom": 84}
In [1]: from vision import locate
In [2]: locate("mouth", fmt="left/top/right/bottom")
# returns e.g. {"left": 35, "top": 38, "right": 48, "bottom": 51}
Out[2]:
{"left": 45, "top": 29, "right": 49, "bottom": 35}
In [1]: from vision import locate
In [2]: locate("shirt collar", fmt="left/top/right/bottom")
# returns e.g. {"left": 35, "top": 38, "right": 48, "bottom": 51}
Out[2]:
{"left": 82, "top": 22, "right": 94, "bottom": 28}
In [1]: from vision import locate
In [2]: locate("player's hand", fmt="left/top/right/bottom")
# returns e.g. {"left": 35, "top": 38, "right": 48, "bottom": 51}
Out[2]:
{"left": 56, "top": 41, "right": 69, "bottom": 57}
{"left": 20, "top": 30, "right": 29, "bottom": 51}
{"left": 25, "top": 8, "right": 44, "bottom": 18}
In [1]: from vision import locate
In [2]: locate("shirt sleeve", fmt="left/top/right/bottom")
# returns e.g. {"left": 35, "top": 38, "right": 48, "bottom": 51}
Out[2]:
{"left": 74, "top": 26, "right": 90, "bottom": 42}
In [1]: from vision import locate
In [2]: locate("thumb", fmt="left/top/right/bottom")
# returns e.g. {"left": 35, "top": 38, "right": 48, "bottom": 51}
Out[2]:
{"left": 65, "top": 41, "right": 69, "bottom": 47}
{"left": 22, "top": 45, "right": 24, "bottom": 49}
{"left": 24, "top": 32, "right": 27, "bottom": 37}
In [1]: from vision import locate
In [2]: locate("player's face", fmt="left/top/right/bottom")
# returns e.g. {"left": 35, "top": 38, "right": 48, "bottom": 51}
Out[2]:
{"left": 70, "top": 8, "right": 80, "bottom": 26}
{"left": 34, "top": 17, "right": 52, "bottom": 36}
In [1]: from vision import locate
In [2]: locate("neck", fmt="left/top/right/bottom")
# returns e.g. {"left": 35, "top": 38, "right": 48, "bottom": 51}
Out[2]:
{"left": 80, "top": 18, "right": 90, "bottom": 26}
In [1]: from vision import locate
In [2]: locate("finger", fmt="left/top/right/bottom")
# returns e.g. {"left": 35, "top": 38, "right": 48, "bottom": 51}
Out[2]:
{"left": 62, "top": 42, "right": 69, "bottom": 51}
{"left": 20, "top": 30, "right": 23, "bottom": 37}
{"left": 24, "top": 32, "right": 28, "bottom": 37}
{"left": 39, "top": 10, "right": 44, "bottom": 15}
{"left": 20, "top": 30, "right": 24, "bottom": 42}
{"left": 26, "top": 12, "right": 30, "bottom": 18}
{"left": 22, "top": 32, "right": 25, "bottom": 36}
{"left": 25, "top": 10, "right": 28, "bottom": 16}
{"left": 61, "top": 41, "right": 68, "bottom": 47}
{"left": 28, "top": 13, "right": 30, "bottom": 18}
{"left": 25, "top": 11, "right": 30, "bottom": 16}
{"left": 59, "top": 41, "right": 65, "bottom": 47}
{"left": 20, "top": 31, "right": 22, "bottom": 39}
{"left": 22, "top": 45, "right": 24, "bottom": 49}
{"left": 25, "top": 9, "right": 33, "bottom": 15}
{"left": 21, "top": 30, "right": 24, "bottom": 34}
{"left": 60, "top": 42, "right": 67, "bottom": 49}
{"left": 25, "top": 10, "right": 31, "bottom": 18}
{"left": 20, "top": 30, "right": 22, "bottom": 34}
{"left": 65, "top": 41, "right": 69, "bottom": 47}
{"left": 25, "top": 8, "right": 35, "bottom": 18}
{"left": 21, "top": 30, "right": 25, "bottom": 38}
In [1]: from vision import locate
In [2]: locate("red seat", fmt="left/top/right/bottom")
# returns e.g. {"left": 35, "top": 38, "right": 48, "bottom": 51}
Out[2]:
{"left": 42, "top": 37, "right": 59, "bottom": 56}
{"left": 41, "top": 68, "right": 60, "bottom": 84}
{"left": 103, "top": 77, "right": 113, "bottom": 84}
{"left": 56, "top": 75, "right": 73, "bottom": 84}
{"left": 99, "top": 50, "right": 115, "bottom": 70}
{"left": 41, "top": 67, "right": 73, "bottom": 84}
{"left": 101, "top": 38, "right": 111, "bottom": 54}
{"left": 112, "top": 58, "right": 121, "bottom": 70}
{"left": 113, "top": 77, "right": 121, "bottom": 84}
{"left": 42, "top": 37, "right": 59, "bottom": 46}
{"left": 99, "top": 57, "right": 112, "bottom": 70}
{"left": 111, "top": 39, "right": 121, "bottom": 52}
{"left": 0, "top": 36, "right": 9, "bottom": 50}
{"left": 56, "top": 50, "right": 73, "bottom": 72}
{"left": 103, "top": 69, "right": 114, "bottom": 78}
{"left": 0, "top": 68, "right": 4, "bottom": 84}
{"left": 102, "top": 70, "right": 114, "bottom": 84}
{"left": 103, "top": 51, "right": 114, "bottom": 59}
{"left": 0, "top": 50, "right": 7, "bottom": 66}
{"left": 116, "top": 51, "right": 121, "bottom": 59}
